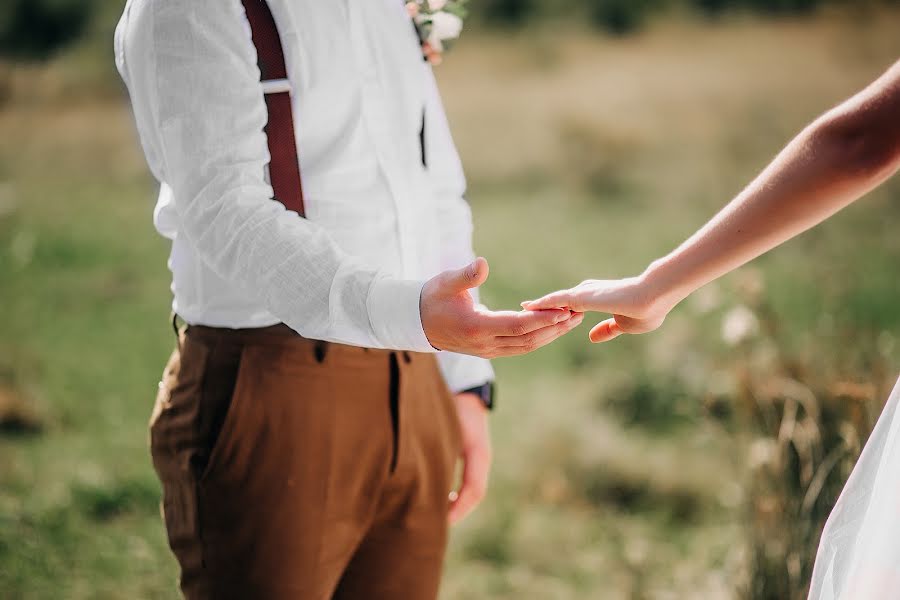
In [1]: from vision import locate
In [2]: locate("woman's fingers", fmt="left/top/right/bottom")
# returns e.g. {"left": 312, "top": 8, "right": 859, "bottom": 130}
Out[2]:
{"left": 483, "top": 307, "right": 571, "bottom": 336}
{"left": 589, "top": 318, "right": 623, "bottom": 343}
{"left": 524, "top": 279, "right": 646, "bottom": 319}
{"left": 521, "top": 289, "right": 577, "bottom": 311}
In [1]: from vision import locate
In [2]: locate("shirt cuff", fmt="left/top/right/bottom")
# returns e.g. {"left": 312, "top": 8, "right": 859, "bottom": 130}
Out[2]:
{"left": 367, "top": 277, "right": 436, "bottom": 353}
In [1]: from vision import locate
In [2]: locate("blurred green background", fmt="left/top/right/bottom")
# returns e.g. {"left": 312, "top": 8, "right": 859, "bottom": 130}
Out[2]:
{"left": 2, "top": 1, "right": 899, "bottom": 598}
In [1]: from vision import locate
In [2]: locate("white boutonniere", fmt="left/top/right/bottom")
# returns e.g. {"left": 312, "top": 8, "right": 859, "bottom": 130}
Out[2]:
{"left": 406, "top": 0, "right": 468, "bottom": 65}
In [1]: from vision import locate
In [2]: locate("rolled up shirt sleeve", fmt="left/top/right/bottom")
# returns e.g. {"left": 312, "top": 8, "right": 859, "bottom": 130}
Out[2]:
{"left": 118, "top": 0, "right": 434, "bottom": 352}
{"left": 423, "top": 67, "right": 496, "bottom": 391}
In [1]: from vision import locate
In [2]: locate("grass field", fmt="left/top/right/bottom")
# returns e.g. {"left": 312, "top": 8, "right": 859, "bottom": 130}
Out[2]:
{"left": 2, "top": 8, "right": 900, "bottom": 599}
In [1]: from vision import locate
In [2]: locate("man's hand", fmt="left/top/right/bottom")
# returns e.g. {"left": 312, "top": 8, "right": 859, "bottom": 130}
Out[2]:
{"left": 421, "top": 258, "right": 584, "bottom": 357}
{"left": 521, "top": 276, "right": 671, "bottom": 343}
{"left": 448, "top": 392, "right": 491, "bottom": 525}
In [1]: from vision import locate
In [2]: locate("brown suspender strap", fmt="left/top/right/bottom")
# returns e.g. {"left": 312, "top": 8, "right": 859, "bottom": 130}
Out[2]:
{"left": 240, "top": 0, "right": 305, "bottom": 216}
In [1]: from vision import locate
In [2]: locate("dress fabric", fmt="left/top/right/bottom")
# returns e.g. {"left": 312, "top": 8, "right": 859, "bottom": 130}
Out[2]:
{"left": 809, "top": 376, "right": 900, "bottom": 599}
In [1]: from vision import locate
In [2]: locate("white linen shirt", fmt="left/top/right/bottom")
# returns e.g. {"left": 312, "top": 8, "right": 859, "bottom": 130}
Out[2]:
{"left": 114, "top": 0, "right": 493, "bottom": 392}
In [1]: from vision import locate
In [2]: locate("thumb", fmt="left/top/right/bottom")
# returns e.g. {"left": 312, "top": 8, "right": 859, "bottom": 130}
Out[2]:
{"left": 440, "top": 257, "right": 490, "bottom": 295}
{"left": 589, "top": 318, "right": 624, "bottom": 343}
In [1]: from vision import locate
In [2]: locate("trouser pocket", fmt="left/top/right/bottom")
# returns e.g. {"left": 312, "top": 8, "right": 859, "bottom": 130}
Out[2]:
{"left": 149, "top": 335, "right": 248, "bottom": 598}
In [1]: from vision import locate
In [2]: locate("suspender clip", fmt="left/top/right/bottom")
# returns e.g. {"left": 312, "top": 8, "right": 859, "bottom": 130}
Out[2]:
{"left": 261, "top": 78, "right": 292, "bottom": 95}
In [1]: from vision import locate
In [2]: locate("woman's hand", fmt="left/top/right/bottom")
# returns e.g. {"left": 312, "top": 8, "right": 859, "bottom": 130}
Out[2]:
{"left": 521, "top": 276, "right": 673, "bottom": 343}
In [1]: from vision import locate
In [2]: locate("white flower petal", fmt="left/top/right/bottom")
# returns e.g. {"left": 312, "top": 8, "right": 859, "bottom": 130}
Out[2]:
{"left": 430, "top": 12, "right": 463, "bottom": 41}
{"left": 426, "top": 30, "right": 444, "bottom": 53}
{"left": 721, "top": 305, "right": 759, "bottom": 346}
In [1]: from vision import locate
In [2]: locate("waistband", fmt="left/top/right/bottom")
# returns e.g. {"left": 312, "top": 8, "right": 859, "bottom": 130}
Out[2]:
{"left": 182, "top": 322, "right": 416, "bottom": 363}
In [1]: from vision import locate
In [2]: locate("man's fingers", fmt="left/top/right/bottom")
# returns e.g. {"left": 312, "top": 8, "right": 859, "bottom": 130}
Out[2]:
{"left": 482, "top": 307, "right": 571, "bottom": 337}
{"left": 449, "top": 446, "right": 491, "bottom": 525}
{"left": 488, "top": 313, "right": 584, "bottom": 357}
{"left": 496, "top": 312, "right": 584, "bottom": 348}
{"left": 589, "top": 318, "right": 623, "bottom": 343}
{"left": 520, "top": 289, "right": 576, "bottom": 312}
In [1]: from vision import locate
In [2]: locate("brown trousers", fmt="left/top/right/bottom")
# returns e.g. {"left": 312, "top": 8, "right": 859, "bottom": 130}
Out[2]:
{"left": 149, "top": 324, "right": 462, "bottom": 599}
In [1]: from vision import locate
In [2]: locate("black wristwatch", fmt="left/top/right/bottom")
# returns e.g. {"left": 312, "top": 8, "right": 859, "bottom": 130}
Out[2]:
{"left": 461, "top": 382, "right": 495, "bottom": 412}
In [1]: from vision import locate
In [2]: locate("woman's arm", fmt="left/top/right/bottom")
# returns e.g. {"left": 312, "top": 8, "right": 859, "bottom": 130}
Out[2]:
{"left": 524, "top": 58, "right": 900, "bottom": 342}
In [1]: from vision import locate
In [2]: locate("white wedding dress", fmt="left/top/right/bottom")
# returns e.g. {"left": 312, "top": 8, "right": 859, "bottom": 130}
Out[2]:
{"left": 808, "top": 376, "right": 900, "bottom": 599}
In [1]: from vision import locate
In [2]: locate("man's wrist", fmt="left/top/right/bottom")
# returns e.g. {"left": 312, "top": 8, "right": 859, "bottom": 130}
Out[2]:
{"left": 418, "top": 279, "right": 442, "bottom": 351}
